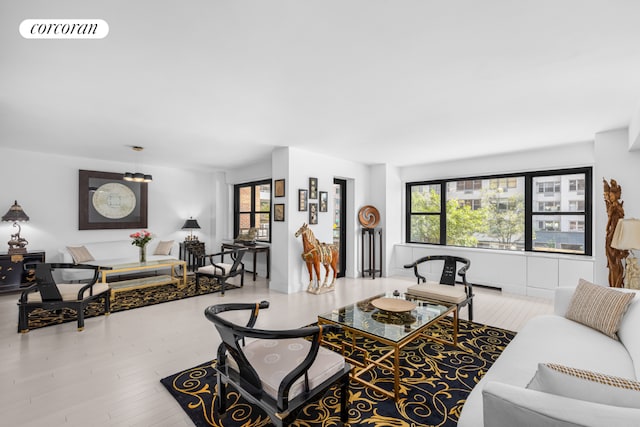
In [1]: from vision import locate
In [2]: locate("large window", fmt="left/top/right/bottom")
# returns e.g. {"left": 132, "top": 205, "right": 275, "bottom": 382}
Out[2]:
{"left": 406, "top": 167, "right": 592, "bottom": 255}
{"left": 234, "top": 179, "right": 271, "bottom": 242}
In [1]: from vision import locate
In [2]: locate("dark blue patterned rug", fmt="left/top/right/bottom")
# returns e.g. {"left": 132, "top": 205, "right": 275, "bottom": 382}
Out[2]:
{"left": 161, "top": 318, "right": 514, "bottom": 426}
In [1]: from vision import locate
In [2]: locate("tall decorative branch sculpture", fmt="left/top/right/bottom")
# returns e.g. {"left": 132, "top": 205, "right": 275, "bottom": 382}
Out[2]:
{"left": 603, "top": 178, "right": 628, "bottom": 287}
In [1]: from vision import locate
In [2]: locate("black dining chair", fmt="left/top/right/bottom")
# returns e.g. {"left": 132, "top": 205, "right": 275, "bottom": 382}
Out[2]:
{"left": 204, "top": 301, "right": 351, "bottom": 427}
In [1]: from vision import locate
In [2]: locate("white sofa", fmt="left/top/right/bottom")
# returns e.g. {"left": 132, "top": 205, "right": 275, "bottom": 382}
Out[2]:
{"left": 458, "top": 285, "right": 640, "bottom": 427}
{"left": 59, "top": 240, "right": 179, "bottom": 281}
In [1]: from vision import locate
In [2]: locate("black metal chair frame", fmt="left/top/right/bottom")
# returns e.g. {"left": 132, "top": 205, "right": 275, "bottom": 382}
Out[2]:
{"left": 204, "top": 301, "right": 351, "bottom": 427}
{"left": 17, "top": 263, "right": 111, "bottom": 333}
{"left": 404, "top": 255, "right": 474, "bottom": 321}
{"left": 195, "top": 247, "right": 247, "bottom": 295}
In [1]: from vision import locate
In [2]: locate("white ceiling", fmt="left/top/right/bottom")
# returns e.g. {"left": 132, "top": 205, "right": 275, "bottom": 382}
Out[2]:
{"left": 2, "top": 1, "right": 640, "bottom": 171}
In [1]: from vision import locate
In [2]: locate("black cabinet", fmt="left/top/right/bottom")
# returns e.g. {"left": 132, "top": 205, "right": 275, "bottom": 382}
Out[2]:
{"left": 179, "top": 241, "right": 205, "bottom": 272}
{"left": 0, "top": 251, "right": 46, "bottom": 293}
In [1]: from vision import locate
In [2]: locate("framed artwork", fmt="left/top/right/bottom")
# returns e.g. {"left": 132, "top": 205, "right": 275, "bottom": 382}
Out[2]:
{"left": 319, "top": 191, "right": 328, "bottom": 212}
{"left": 309, "top": 177, "right": 318, "bottom": 199}
{"left": 298, "top": 189, "right": 308, "bottom": 211}
{"left": 274, "top": 179, "right": 285, "bottom": 197}
{"left": 274, "top": 203, "right": 285, "bottom": 222}
{"left": 309, "top": 203, "right": 318, "bottom": 225}
{"left": 79, "top": 170, "right": 148, "bottom": 230}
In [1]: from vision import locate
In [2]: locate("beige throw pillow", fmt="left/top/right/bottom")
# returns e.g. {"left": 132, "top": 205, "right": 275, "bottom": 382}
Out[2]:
{"left": 66, "top": 246, "right": 95, "bottom": 264}
{"left": 527, "top": 363, "right": 640, "bottom": 409}
{"left": 153, "top": 240, "right": 174, "bottom": 256}
{"left": 565, "top": 278, "right": 634, "bottom": 339}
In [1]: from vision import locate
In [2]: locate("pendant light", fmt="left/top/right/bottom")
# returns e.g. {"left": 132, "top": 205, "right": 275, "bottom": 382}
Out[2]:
{"left": 123, "top": 146, "right": 153, "bottom": 182}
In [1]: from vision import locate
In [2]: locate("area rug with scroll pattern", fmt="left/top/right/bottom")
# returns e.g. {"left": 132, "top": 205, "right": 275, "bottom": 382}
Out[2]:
{"left": 161, "top": 318, "right": 515, "bottom": 426}
{"left": 20, "top": 275, "right": 228, "bottom": 331}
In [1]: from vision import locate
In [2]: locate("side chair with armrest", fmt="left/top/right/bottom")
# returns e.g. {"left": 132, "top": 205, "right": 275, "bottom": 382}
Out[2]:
{"left": 204, "top": 301, "right": 351, "bottom": 427}
{"left": 403, "top": 255, "right": 474, "bottom": 321}
{"left": 195, "top": 247, "right": 246, "bottom": 295}
{"left": 17, "top": 263, "right": 111, "bottom": 333}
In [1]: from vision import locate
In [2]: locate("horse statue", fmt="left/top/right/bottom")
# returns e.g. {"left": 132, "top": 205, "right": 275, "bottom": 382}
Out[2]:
{"left": 294, "top": 223, "right": 339, "bottom": 294}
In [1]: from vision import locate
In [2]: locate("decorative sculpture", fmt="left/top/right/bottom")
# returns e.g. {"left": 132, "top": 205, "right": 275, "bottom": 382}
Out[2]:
{"left": 294, "top": 223, "right": 339, "bottom": 294}
{"left": 603, "top": 178, "right": 628, "bottom": 288}
{"left": 358, "top": 205, "right": 380, "bottom": 228}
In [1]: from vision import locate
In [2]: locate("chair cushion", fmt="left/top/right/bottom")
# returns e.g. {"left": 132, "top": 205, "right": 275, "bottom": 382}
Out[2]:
{"left": 227, "top": 338, "right": 345, "bottom": 400}
{"left": 66, "top": 246, "right": 95, "bottom": 263}
{"left": 153, "top": 240, "right": 174, "bottom": 255}
{"left": 527, "top": 363, "right": 640, "bottom": 409}
{"left": 198, "top": 263, "right": 233, "bottom": 276}
{"left": 27, "top": 282, "right": 110, "bottom": 303}
{"left": 406, "top": 282, "right": 467, "bottom": 304}
{"left": 565, "top": 278, "right": 634, "bottom": 339}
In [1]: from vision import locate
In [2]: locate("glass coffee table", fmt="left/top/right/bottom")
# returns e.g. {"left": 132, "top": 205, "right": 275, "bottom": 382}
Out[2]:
{"left": 317, "top": 291, "right": 458, "bottom": 401}
{"left": 99, "top": 259, "right": 187, "bottom": 302}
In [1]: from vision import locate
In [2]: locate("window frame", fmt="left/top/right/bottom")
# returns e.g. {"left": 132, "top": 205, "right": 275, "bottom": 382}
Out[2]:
{"left": 233, "top": 179, "right": 272, "bottom": 243}
{"left": 406, "top": 167, "right": 592, "bottom": 256}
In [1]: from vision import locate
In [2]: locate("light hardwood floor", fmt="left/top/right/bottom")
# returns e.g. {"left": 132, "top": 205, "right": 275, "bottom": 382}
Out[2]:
{"left": 0, "top": 275, "right": 552, "bottom": 427}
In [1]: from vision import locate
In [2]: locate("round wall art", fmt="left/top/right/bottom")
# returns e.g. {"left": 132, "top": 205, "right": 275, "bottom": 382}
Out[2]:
{"left": 92, "top": 182, "right": 136, "bottom": 219}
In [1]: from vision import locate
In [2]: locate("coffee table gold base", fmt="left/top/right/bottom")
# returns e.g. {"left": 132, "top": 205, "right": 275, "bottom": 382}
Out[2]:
{"left": 319, "top": 304, "right": 458, "bottom": 401}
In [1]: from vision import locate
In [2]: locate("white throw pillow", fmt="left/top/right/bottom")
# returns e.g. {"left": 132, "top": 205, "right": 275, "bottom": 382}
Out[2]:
{"left": 565, "top": 278, "right": 634, "bottom": 339}
{"left": 153, "top": 240, "right": 174, "bottom": 256}
{"left": 66, "top": 246, "right": 95, "bottom": 263}
{"left": 527, "top": 363, "right": 640, "bottom": 409}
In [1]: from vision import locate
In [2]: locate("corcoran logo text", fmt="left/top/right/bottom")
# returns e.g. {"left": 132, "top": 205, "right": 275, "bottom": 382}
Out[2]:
{"left": 20, "top": 19, "right": 109, "bottom": 39}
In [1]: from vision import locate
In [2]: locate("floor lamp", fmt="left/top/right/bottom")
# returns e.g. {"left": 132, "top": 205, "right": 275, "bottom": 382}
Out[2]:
{"left": 611, "top": 218, "right": 640, "bottom": 289}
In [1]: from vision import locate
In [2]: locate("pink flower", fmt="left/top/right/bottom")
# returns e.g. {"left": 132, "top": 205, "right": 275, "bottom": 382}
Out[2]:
{"left": 130, "top": 230, "right": 153, "bottom": 247}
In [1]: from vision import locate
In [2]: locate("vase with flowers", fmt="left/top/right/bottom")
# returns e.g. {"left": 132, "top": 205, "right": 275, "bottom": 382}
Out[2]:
{"left": 130, "top": 230, "right": 153, "bottom": 263}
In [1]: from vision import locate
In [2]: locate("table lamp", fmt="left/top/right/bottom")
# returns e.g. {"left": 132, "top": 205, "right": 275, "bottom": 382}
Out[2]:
{"left": 611, "top": 218, "right": 640, "bottom": 289}
{"left": 182, "top": 217, "right": 201, "bottom": 241}
{"left": 2, "top": 200, "right": 30, "bottom": 254}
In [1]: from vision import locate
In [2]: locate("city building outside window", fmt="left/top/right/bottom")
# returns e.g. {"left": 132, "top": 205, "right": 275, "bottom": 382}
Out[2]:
{"left": 406, "top": 167, "right": 592, "bottom": 255}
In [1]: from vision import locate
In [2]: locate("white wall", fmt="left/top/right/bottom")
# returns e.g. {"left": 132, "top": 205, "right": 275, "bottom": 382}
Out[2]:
{"left": 594, "top": 128, "right": 640, "bottom": 285}
{"left": 0, "top": 147, "right": 214, "bottom": 260}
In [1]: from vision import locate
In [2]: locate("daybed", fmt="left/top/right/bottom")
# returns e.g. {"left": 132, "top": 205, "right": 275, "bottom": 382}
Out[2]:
{"left": 59, "top": 240, "right": 179, "bottom": 281}
{"left": 458, "top": 280, "right": 640, "bottom": 427}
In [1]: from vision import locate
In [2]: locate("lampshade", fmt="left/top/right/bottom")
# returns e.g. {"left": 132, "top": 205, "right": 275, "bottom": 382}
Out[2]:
{"left": 182, "top": 218, "right": 201, "bottom": 230}
{"left": 2, "top": 200, "right": 30, "bottom": 222}
{"left": 611, "top": 218, "right": 640, "bottom": 250}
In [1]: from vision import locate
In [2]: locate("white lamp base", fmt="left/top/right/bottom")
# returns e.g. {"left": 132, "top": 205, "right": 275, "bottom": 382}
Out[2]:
{"left": 625, "top": 255, "right": 640, "bottom": 289}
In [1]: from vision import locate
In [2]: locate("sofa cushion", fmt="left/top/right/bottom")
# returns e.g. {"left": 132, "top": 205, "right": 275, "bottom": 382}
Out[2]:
{"left": 617, "top": 291, "right": 640, "bottom": 379}
{"left": 565, "top": 278, "right": 634, "bottom": 339}
{"left": 226, "top": 338, "right": 345, "bottom": 400}
{"left": 27, "top": 282, "right": 110, "bottom": 302}
{"left": 406, "top": 282, "right": 467, "bottom": 303}
{"left": 153, "top": 240, "right": 174, "bottom": 255}
{"left": 483, "top": 381, "right": 640, "bottom": 427}
{"left": 66, "top": 246, "right": 95, "bottom": 264}
{"left": 198, "top": 263, "right": 233, "bottom": 276}
{"left": 527, "top": 363, "right": 640, "bottom": 409}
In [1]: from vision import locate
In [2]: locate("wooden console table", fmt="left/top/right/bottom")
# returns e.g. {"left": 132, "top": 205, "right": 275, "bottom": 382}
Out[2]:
{"left": 221, "top": 242, "right": 270, "bottom": 281}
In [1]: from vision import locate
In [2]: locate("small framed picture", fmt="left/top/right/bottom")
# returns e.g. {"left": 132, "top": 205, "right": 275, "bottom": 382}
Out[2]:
{"left": 309, "top": 203, "right": 318, "bottom": 224}
{"left": 274, "top": 179, "right": 285, "bottom": 197}
{"left": 298, "top": 189, "right": 308, "bottom": 211}
{"left": 274, "top": 203, "right": 285, "bottom": 221}
{"left": 319, "top": 191, "right": 328, "bottom": 212}
{"left": 309, "top": 177, "right": 318, "bottom": 199}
